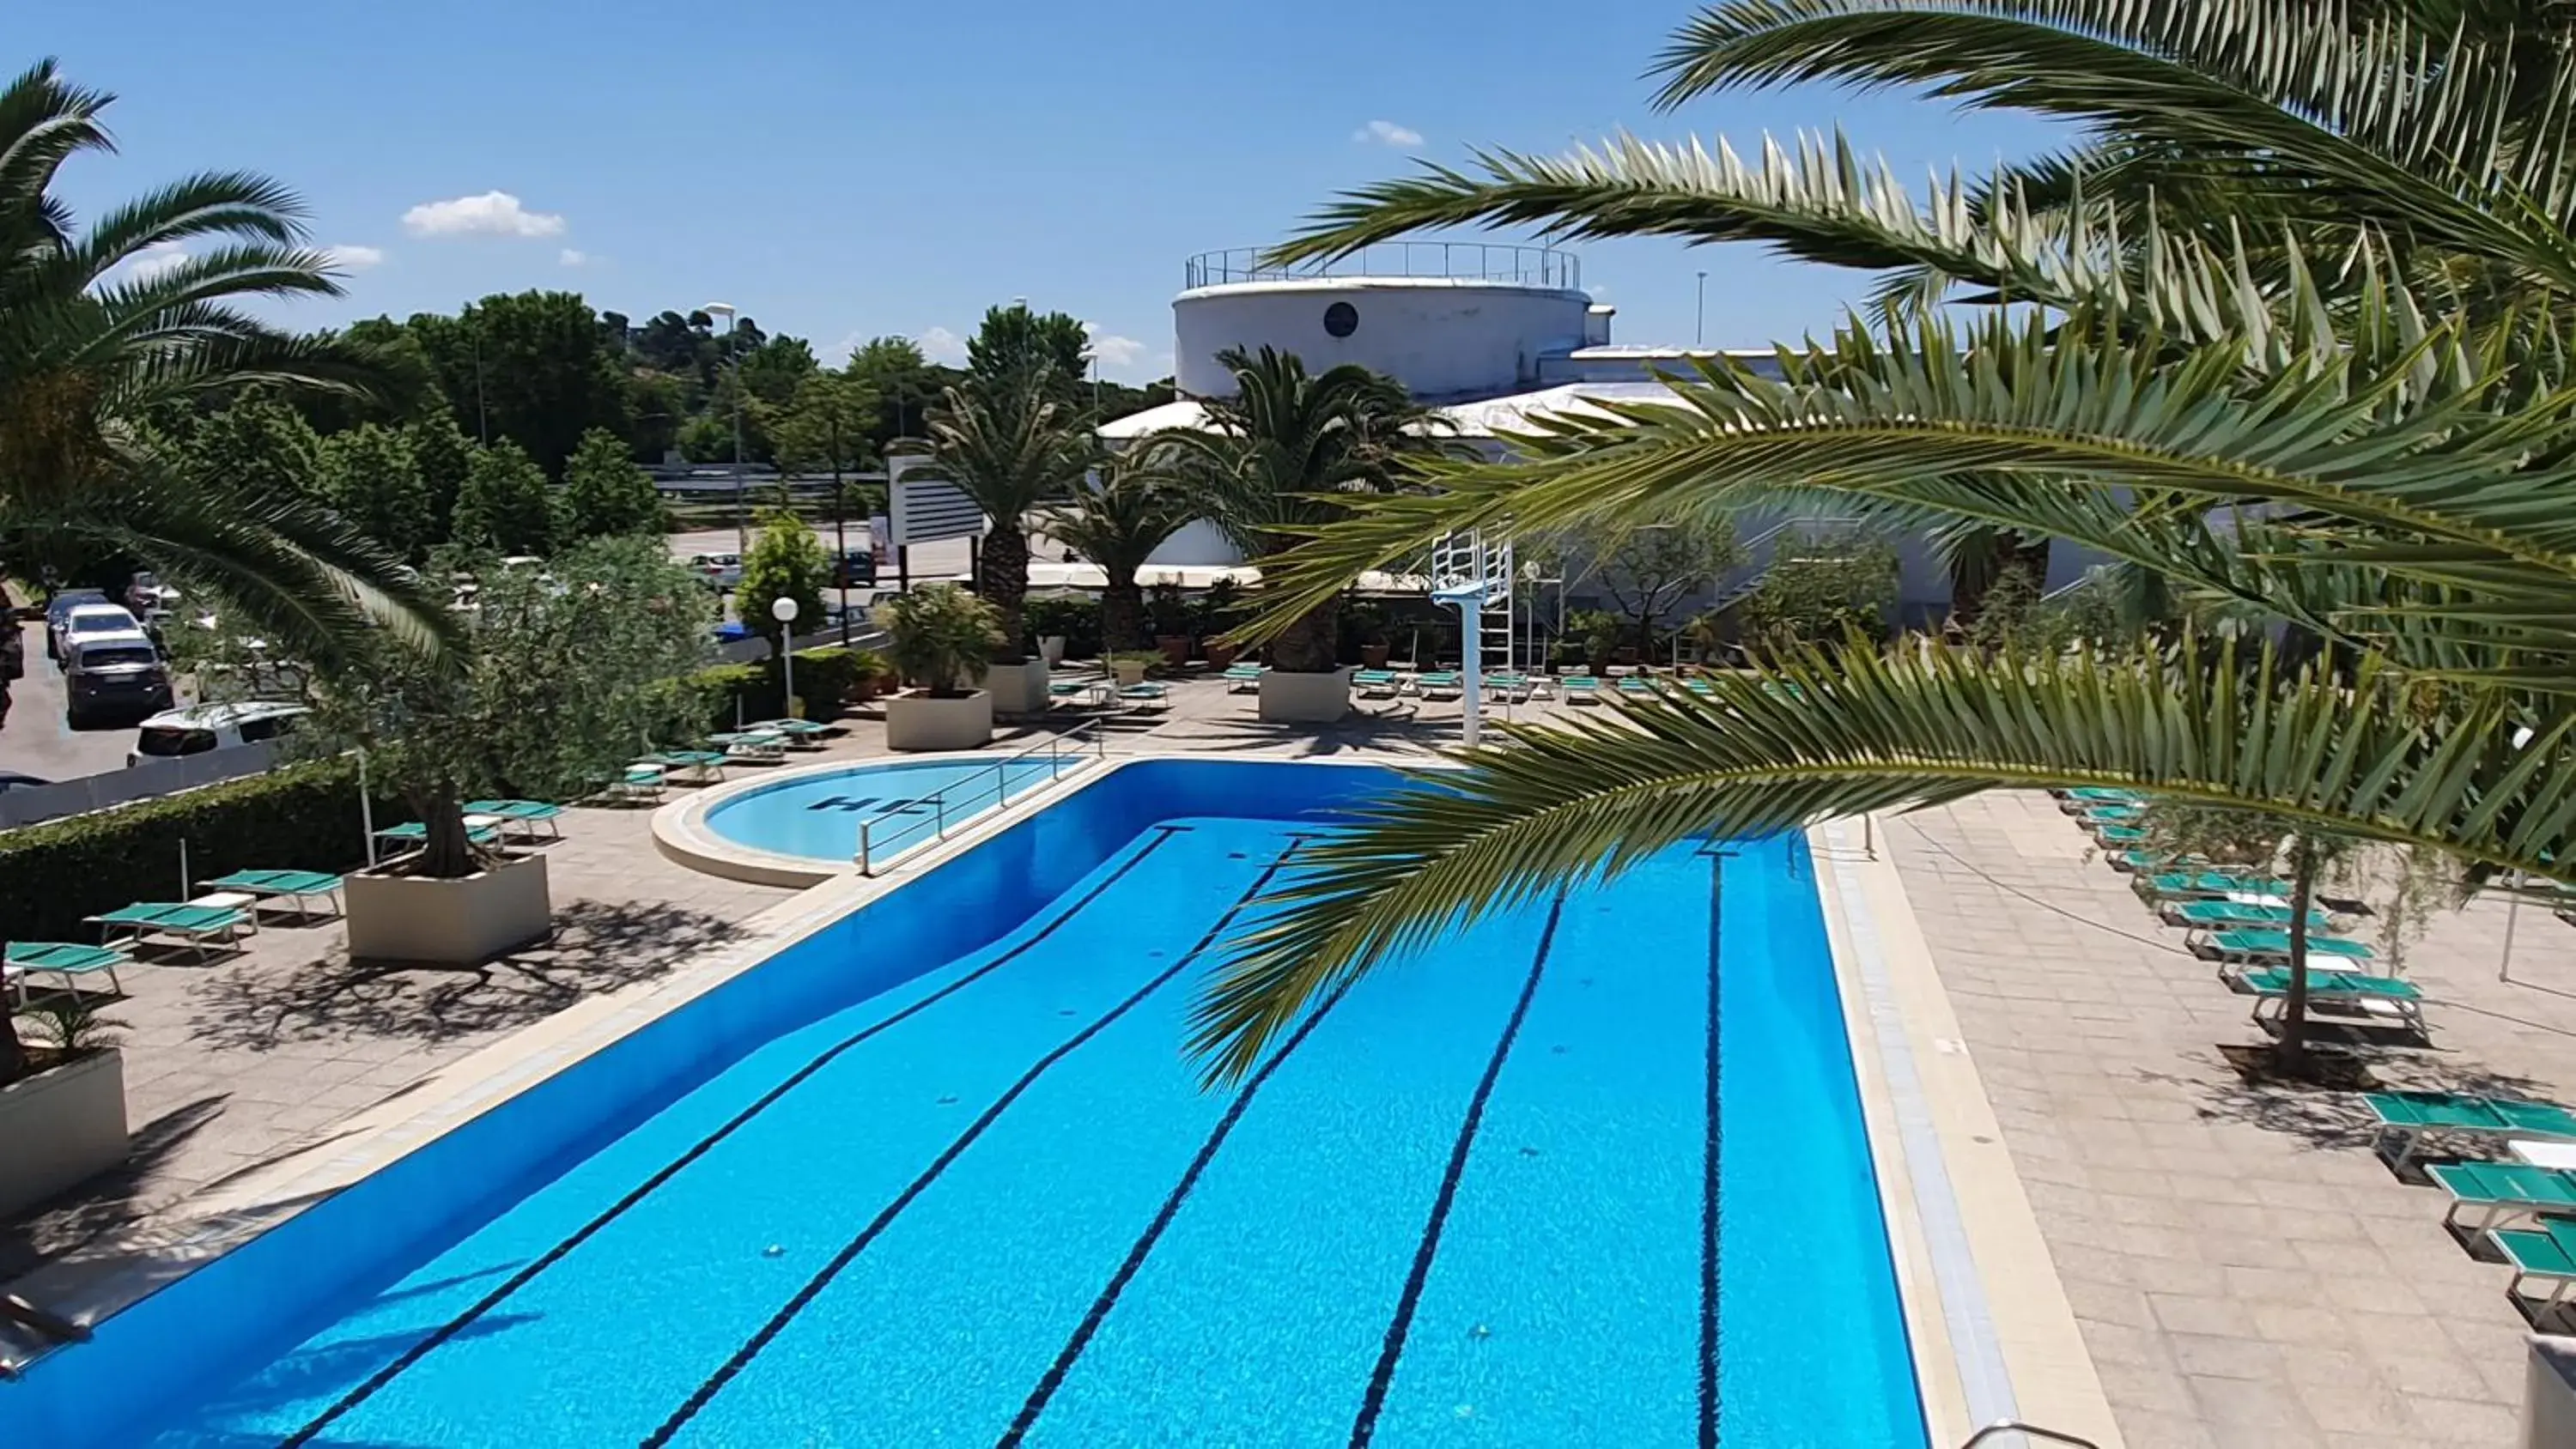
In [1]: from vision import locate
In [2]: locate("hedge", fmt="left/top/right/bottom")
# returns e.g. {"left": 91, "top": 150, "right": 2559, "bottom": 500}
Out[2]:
{"left": 690, "top": 646, "right": 886, "bottom": 733}
{"left": 0, "top": 761, "right": 408, "bottom": 944}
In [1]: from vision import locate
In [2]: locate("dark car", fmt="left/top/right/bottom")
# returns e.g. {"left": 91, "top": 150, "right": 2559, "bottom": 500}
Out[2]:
{"left": 0, "top": 770, "right": 51, "bottom": 793}
{"left": 41, "top": 588, "right": 108, "bottom": 663}
{"left": 62, "top": 631, "right": 173, "bottom": 728}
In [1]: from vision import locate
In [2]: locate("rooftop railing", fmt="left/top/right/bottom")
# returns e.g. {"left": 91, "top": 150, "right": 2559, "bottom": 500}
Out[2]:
{"left": 1184, "top": 242, "right": 1580, "bottom": 291}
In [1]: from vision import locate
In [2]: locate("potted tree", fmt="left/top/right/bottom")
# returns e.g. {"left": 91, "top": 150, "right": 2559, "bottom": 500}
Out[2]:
{"left": 877, "top": 585, "right": 1005, "bottom": 751}
{"left": 0, "top": 997, "right": 129, "bottom": 1219}
{"left": 1107, "top": 650, "right": 1160, "bottom": 687}
{"left": 1346, "top": 601, "right": 1392, "bottom": 670}
{"left": 1196, "top": 578, "right": 1246, "bottom": 670}
{"left": 311, "top": 537, "right": 715, "bottom": 964}
{"left": 1149, "top": 580, "right": 1193, "bottom": 669}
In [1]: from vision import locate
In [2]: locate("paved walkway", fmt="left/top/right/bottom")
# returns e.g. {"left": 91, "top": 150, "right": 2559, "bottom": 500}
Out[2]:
{"left": 1891, "top": 791, "right": 2576, "bottom": 1448}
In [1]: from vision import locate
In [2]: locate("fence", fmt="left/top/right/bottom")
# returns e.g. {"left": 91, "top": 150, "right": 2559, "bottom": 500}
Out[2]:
{"left": 0, "top": 741, "right": 282, "bottom": 831}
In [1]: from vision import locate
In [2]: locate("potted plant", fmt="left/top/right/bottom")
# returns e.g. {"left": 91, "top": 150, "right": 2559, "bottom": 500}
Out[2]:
{"left": 1346, "top": 601, "right": 1392, "bottom": 670}
{"left": 1149, "top": 580, "right": 1193, "bottom": 668}
{"left": 877, "top": 584, "right": 1005, "bottom": 751}
{"left": 1194, "top": 579, "right": 1246, "bottom": 670}
{"left": 1571, "top": 609, "right": 1623, "bottom": 676}
{"left": 308, "top": 537, "right": 716, "bottom": 964}
{"left": 1107, "top": 650, "right": 1160, "bottom": 687}
{"left": 0, "top": 997, "right": 129, "bottom": 1219}
{"left": 849, "top": 646, "right": 891, "bottom": 702}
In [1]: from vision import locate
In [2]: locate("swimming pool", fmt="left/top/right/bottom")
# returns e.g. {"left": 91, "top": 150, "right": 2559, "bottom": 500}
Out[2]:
{"left": 702, "top": 754, "right": 1089, "bottom": 864}
{"left": 5, "top": 760, "right": 1923, "bottom": 1448}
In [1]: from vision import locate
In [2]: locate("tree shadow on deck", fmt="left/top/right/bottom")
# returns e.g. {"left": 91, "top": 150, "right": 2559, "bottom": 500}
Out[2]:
{"left": 0, "top": 1093, "right": 230, "bottom": 1283}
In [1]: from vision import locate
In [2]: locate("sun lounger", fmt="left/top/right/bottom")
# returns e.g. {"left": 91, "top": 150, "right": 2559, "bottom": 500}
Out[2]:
{"left": 2200, "top": 928, "right": 2375, "bottom": 965}
{"left": 1049, "top": 678, "right": 1113, "bottom": 708}
{"left": 195, "top": 869, "right": 346, "bottom": 916}
{"left": 609, "top": 763, "right": 667, "bottom": 803}
{"left": 2137, "top": 870, "right": 2289, "bottom": 901}
{"left": 709, "top": 731, "right": 788, "bottom": 761}
{"left": 2367, "top": 1091, "right": 2576, "bottom": 1169}
{"left": 2493, "top": 1218, "right": 2576, "bottom": 1328}
{"left": 2161, "top": 900, "right": 2336, "bottom": 932}
{"left": 1417, "top": 671, "right": 1462, "bottom": 700}
{"left": 1481, "top": 672, "right": 1534, "bottom": 703}
{"left": 374, "top": 819, "right": 504, "bottom": 851}
{"left": 2429, "top": 1161, "right": 2576, "bottom": 1235}
{"left": 2096, "top": 825, "right": 2149, "bottom": 846}
{"left": 637, "top": 749, "right": 726, "bottom": 785}
{"left": 1221, "top": 664, "right": 1264, "bottom": 694}
{"left": 1561, "top": 675, "right": 1603, "bottom": 705}
{"left": 2238, "top": 967, "right": 2424, "bottom": 1036}
{"left": 1616, "top": 676, "right": 1656, "bottom": 697}
{"left": 745, "top": 718, "right": 830, "bottom": 749}
{"left": 1352, "top": 669, "right": 1401, "bottom": 699}
{"left": 3, "top": 942, "right": 131, "bottom": 1001}
{"left": 461, "top": 800, "right": 567, "bottom": 840}
{"left": 85, "top": 902, "right": 249, "bottom": 961}
{"left": 1119, "top": 682, "right": 1170, "bottom": 712}
{"left": 2060, "top": 786, "right": 2147, "bottom": 810}
{"left": 2111, "top": 850, "right": 2190, "bottom": 873}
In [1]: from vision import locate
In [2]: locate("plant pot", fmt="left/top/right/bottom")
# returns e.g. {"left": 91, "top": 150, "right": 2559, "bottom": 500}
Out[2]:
{"left": 346, "top": 851, "right": 552, "bottom": 964}
{"left": 886, "top": 689, "right": 994, "bottom": 751}
{"left": 1111, "top": 659, "right": 1150, "bottom": 687}
{"left": 982, "top": 658, "right": 1054, "bottom": 717}
{"left": 1040, "top": 635, "right": 1067, "bottom": 667}
{"left": 0, "top": 1047, "right": 127, "bottom": 1219}
{"left": 1157, "top": 634, "right": 1192, "bottom": 668}
{"left": 1260, "top": 667, "right": 1353, "bottom": 724}
{"left": 1204, "top": 640, "right": 1240, "bottom": 670}
{"left": 1360, "top": 643, "right": 1390, "bottom": 670}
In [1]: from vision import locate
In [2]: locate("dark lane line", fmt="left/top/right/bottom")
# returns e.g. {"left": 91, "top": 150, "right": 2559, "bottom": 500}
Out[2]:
{"left": 997, "top": 971, "right": 1361, "bottom": 1446}
{"left": 277, "top": 825, "right": 1188, "bottom": 1449}
{"left": 641, "top": 838, "right": 1310, "bottom": 1449}
{"left": 1701, "top": 847, "right": 1729, "bottom": 1449}
{"left": 1346, "top": 889, "right": 1569, "bottom": 1449}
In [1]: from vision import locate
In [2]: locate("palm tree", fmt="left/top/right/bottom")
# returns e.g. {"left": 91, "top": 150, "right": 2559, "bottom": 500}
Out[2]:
{"left": 1183, "top": 0, "right": 2576, "bottom": 1080}
{"left": 0, "top": 59, "right": 451, "bottom": 1078}
{"left": 920, "top": 366, "right": 1094, "bottom": 659}
{"left": 1143, "top": 347, "right": 1436, "bottom": 672}
{"left": 1044, "top": 456, "right": 1188, "bottom": 652}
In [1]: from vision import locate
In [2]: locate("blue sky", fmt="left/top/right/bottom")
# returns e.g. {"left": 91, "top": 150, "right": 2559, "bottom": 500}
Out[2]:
{"left": 47, "top": 0, "right": 2057, "bottom": 381}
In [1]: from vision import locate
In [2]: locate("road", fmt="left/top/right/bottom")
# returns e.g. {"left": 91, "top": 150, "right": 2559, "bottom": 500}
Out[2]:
{"left": 0, "top": 619, "right": 149, "bottom": 783}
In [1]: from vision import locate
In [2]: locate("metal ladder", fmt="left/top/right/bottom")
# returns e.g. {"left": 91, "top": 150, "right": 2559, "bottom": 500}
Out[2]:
{"left": 0, "top": 1292, "right": 90, "bottom": 1379}
{"left": 1956, "top": 1421, "right": 2104, "bottom": 1448}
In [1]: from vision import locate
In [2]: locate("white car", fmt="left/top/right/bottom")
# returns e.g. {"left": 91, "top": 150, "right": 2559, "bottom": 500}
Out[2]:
{"left": 697, "top": 553, "right": 744, "bottom": 591}
{"left": 54, "top": 601, "right": 143, "bottom": 662}
{"left": 128, "top": 700, "right": 308, "bottom": 767}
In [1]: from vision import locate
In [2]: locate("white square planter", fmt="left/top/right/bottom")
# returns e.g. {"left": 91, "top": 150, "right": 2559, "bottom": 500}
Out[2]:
{"left": 982, "top": 658, "right": 1054, "bottom": 716}
{"left": 1260, "top": 668, "right": 1353, "bottom": 724}
{"left": 0, "top": 1048, "right": 127, "bottom": 1219}
{"left": 885, "top": 690, "right": 995, "bottom": 751}
{"left": 345, "top": 851, "right": 553, "bottom": 964}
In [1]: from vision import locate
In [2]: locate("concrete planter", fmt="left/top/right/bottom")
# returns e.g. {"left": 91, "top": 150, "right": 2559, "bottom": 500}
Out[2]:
{"left": 1110, "top": 658, "right": 1151, "bottom": 686}
{"left": 982, "top": 658, "right": 1054, "bottom": 717}
{"left": 0, "top": 1048, "right": 127, "bottom": 1219}
{"left": 345, "top": 851, "right": 552, "bottom": 964}
{"left": 886, "top": 690, "right": 994, "bottom": 751}
{"left": 1260, "top": 667, "right": 1353, "bottom": 724}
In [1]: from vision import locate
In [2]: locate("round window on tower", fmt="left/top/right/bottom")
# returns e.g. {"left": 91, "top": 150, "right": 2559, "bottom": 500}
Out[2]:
{"left": 1322, "top": 301, "right": 1359, "bottom": 338}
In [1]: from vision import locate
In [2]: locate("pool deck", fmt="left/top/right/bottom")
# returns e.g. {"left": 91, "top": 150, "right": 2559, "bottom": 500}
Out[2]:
{"left": 8, "top": 672, "right": 2576, "bottom": 1447}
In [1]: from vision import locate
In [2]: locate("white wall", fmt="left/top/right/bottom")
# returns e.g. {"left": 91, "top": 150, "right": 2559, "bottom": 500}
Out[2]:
{"left": 1175, "top": 279, "right": 1591, "bottom": 400}
{"left": 1142, "top": 518, "right": 1241, "bottom": 569}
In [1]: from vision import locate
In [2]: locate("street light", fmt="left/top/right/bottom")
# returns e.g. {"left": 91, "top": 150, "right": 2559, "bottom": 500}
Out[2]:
{"left": 703, "top": 301, "right": 746, "bottom": 555}
{"left": 1695, "top": 270, "right": 1709, "bottom": 348}
{"left": 772, "top": 595, "right": 800, "bottom": 717}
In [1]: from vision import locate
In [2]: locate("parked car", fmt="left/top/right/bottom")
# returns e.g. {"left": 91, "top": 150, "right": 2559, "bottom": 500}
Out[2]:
{"left": 41, "top": 588, "right": 109, "bottom": 662}
{"left": 833, "top": 549, "right": 876, "bottom": 588}
{"left": 0, "top": 770, "right": 52, "bottom": 794}
{"left": 63, "top": 630, "right": 173, "bottom": 727}
{"left": 128, "top": 700, "right": 307, "bottom": 767}
{"left": 125, "top": 570, "right": 180, "bottom": 615}
{"left": 54, "top": 602, "right": 145, "bottom": 666}
{"left": 696, "top": 553, "right": 744, "bottom": 591}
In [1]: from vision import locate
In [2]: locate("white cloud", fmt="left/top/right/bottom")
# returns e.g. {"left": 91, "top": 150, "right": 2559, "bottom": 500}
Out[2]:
{"left": 127, "top": 241, "right": 191, "bottom": 280}
{"left": 1354, "top": 119, "right": 1424, "bottom": 148}
{"left": 401, "top": 191, "right": 566, "bottom": 239}
{"left": 1083, "top": 321, "right": 1151, "bottom": 376}
{"left": 558, "top": 247, "right": 591, "bottom": 267}
{"left": 916, "top": 325, "right": 969, "bottom": 366}
{"left": 322, "top": 244, "right": 385, "bottom": 272}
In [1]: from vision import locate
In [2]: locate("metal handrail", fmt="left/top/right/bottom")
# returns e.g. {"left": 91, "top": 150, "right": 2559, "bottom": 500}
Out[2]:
{"left": 1958, "top": 1421, "right": 2104, "bottom": 1449}
{"left": 855, "top": 718, "right": 1107, "bottom": 876}
{"left": 1184, "top": 241, "right": 1579, "bottom": 291}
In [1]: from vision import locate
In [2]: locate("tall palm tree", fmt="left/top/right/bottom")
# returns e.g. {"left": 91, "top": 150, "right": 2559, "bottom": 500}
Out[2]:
{"left": 1144, "top": 347, "right": 1436, "bottom": 672}
{"left": 0, "top": 58, "right": 451, "bottom": 1078}
{"left": 920, "top": 366, "right": 1094, "bottom": 659}
{"left": 1184, "top": 0, "right": 2576, "bottom": 1080}
{"left": 1044, "top": 455, "right": 1188, "bottom": 652}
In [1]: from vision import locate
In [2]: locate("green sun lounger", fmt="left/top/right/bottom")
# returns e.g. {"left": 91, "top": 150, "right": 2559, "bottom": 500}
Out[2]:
{"left": 2096, "top": 825, "right": 2149, "bottom": 846}
{"left": 638, "top": 749, "right": 726, "bottom": 785}
{"left": 1352, "top": 669, "right": 1400, "bottom": 699}
{"left": 2366, "top": 1091, "right": 2576, "bottom": 1168}
{"left": 462, "top": 800, "right": 567, "bottom": 839}
{"left": 1221, "top": 664, "right": 1264, "bottom": 693}
{"left": 195, "top": 869, "right": 346, "bottom": 914}
{"left": 2429, "top": 1161, "right": 2576, "bottom": 1235}
{"left": 3, "top": 942, "right": 131, "bottom": 1001}
{"left": 2112, "top": 850, "right": 2193, "bottom": 873}
{"left": 1616, "top": 676, "right": 1655, "bottom": 695}
{"left": 747, "top": 718, "right": 830, "bottom": 737}
{"left": 1120, "top": 682, "right": 1170, "bottom": 712}
{"left": 2204, "top": 928, "right": 2375, "bottom": 964}
{"left": 2062, "top": 787, "right": 2146, "bottom": 809}
{"left": 86, "top": 902, "right": 248, "bottom": 961}
{"left": 1562, "top": 675, "right": 1603, "bottom": 703}
{"left": 374, "top": 821, "right": 502, "bottom": 849}
{"left": 2162, "top": 900, "right": 2335, "bottom": 932}
{"left": 2238, "top": 967, "right": 2423, "bottom": 1035}
{"left": 2493, "top": 1218, "right": 2576, "bottom": 1328}
{"left": 2139, "top": 871, "right": 2291, "bottom": 901}
{"left": 1416, "top": 671, "right": 1462, "bottom": 700}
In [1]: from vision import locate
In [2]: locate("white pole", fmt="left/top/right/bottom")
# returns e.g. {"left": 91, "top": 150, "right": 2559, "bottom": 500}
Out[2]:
{"left": 1455, "top": 597, "right": 1485, "bottom": 749}
{"left": 179, "top": 836, "right": 190, "bottom": 898}
{"left": 358, "top": 748, "right": 378, "bottom": 867}
{"left": 783, "top": 643, "right": 798, "bottom": 719}
{"left": 2500, "top": 875, "right": 2524, "bottom": 983}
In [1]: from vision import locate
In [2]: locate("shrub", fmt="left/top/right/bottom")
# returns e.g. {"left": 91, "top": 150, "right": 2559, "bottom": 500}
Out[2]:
{"left": 1022, "top": 595, "right": 1102, "bottom": 660}
{"left": 0, "top": 762, "right": 408, "bottom": 943}
{"left": 876, "top": 585, "right": 1004, "bottom": 695}
{"left": 791, "top": 646, "right": 870, "bottom": 717}
{"left": 692, "top": 662, "right": 780, "bottom": 731}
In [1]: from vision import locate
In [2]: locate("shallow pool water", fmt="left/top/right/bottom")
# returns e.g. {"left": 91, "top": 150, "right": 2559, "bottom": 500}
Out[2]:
{"left": 703, "top": 755, "right": 1084, "bottom": 864}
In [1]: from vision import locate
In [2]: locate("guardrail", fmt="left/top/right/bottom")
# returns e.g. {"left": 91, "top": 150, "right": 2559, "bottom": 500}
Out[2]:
{"left": 0, "top": 740, "right": 283, "bottom": 832}
{"left": 1184, "top": 241, "right": 1579, "bottom": 291}
{"left": 855, "top": 719, "right": 1107, "bottom": 876}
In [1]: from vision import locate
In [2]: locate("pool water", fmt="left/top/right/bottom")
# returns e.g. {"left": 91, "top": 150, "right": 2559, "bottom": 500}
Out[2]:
{"left": 704, "top": 755, "right": 1085, "bottom": 863}
{"left": 23, "top": 763, "right": 1920, "bottom": 1448}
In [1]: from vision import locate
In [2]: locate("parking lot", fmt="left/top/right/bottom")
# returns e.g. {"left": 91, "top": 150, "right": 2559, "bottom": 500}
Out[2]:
{"left": 0, "top": 619, "right": 154, "bottom": 783}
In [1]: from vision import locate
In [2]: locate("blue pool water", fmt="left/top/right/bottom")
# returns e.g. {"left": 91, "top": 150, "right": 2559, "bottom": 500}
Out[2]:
{"left": 6, "top": 761, "right": 1922, "bottom": 1448}
{"left": 704, "top": 755, "right": 1084, "bottom": 862}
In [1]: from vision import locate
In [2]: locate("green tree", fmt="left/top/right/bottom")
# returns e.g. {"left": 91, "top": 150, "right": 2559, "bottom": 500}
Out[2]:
{"left": 405, "top": 410, "right": 477, "bottom": 544}
{"left": 319, "top": 424, "right": 433, "bottom": 560}
{"left": 450, "top": 439, "right": 556, "bottom": 555}
{"left": 182, "top": 395, "right": 325, "bottom": 505}
{"left": 768, "top": 373, "right": 878, "bottom": 481}
{"left": 1134, "top": 347, "right": 1437, "bottom": 674}
{"left": 922, "top": 368, "right": 1097, "bottom": 658}
{"left": 560, "top": 427, "right": 665, "bottom": 539}
{"left": 738, "top": 510, "right": 829, "bottom": 652}
{"left": 847, "top": 335, "right": 945, "bottom": 447}
{"left": 1568, "top": 518, "right": 1747, "bottom": 655}
{"left": 409, "top": 291, "right": 632, "bottom": 475}
{"left": 1176, "top": 1, "right": 2576, "bottom": 1080}
{"left": 738, "top": 334, "right": 820, "bottom": 408}
{"left": 1741, "top": 537, "right": 1902, "bottom": 646}
{"left": 967, "top": 302, "right": 1089, "bottom": 395}
{"left": 0, "top": 59, "right": 450, "bottom": 1076}
{"left": 1045, "top": 457, "right": 1189, "bottom": 651}
{"left": 875, "top": 584, "right": 1004, "bottom": 695}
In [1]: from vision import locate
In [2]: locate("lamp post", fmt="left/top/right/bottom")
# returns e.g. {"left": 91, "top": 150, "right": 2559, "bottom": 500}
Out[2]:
{"left": 1695, "top": 270, "right": 1708, "bottom": 348}
{"left": 704, "top": 301, "right": 746, "bottom": 554}
{"left": 772, "top": 595, "right": 800, "bottom": 717}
